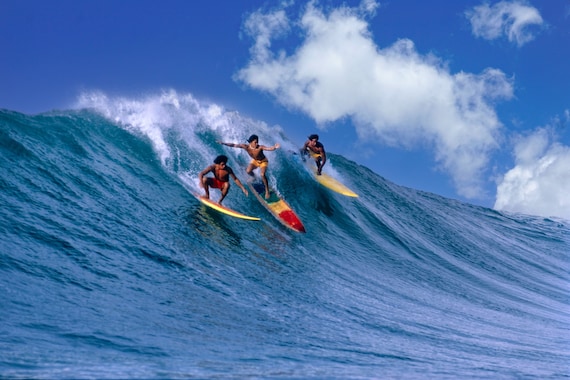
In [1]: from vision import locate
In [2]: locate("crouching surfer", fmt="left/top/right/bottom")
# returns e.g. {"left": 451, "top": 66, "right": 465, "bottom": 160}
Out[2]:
{"left": 199, "top": 155, "right": 248, "bottom": 205}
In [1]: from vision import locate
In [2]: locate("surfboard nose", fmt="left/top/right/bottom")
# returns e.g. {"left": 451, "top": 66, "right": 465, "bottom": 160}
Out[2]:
{"left": 279, "top": 210, "right": 306, "bottom": 233}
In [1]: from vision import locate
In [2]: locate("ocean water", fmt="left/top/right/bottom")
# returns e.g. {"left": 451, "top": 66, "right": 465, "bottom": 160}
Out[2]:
{"left": 1, "top": 92, "right": 569, "bottom": 379}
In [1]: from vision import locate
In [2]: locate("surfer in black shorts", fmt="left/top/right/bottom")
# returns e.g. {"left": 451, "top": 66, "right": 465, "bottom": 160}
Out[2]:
{"left": 199, "top": 155, "right": 248, "bottom": 205}
{"left": 301, "top": 134, "right": 327, "bottom": 175}
{"left": 218, "top": 135, "right": 280, "bottom": 199}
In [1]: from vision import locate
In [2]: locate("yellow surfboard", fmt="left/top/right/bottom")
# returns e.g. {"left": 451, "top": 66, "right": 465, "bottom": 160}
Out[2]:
{"left": 312, "top": 170, "right": 358, "bottom": 197}
{"left": 194, "top": 194, "right": 260, "bottom": 221}
{"left": 303, "top": 152, "right": 358, "bottom": 197}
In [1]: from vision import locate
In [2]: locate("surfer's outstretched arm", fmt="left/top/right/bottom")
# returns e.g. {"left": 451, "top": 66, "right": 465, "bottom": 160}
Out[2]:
{"left": 218, "top": 141, "right": 247, "bottom": 150}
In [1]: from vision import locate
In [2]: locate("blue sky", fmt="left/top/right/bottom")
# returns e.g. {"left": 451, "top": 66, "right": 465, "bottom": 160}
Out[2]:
{"left": 2, "top": 0, "right": 569, "bottom": 219}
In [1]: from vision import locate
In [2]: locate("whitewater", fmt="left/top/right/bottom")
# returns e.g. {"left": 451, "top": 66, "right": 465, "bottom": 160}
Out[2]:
{"left": 1, "top": 91, "right": 569, "bottom": 379}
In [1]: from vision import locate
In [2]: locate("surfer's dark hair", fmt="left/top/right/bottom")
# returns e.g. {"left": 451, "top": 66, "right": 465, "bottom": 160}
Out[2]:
{"left": 247, "top": 134, "right": 259, "bottom": 143}
{"left": 308, "top": 134, "right": 319, "bottom": 140}
{"left": 214, "top": 155, "right": 228, "bottom": 164}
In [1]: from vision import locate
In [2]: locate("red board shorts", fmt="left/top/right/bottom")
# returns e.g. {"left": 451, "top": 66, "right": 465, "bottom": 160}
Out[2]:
{"left": 209, "top": 178, "right": 226, "bottom": 189}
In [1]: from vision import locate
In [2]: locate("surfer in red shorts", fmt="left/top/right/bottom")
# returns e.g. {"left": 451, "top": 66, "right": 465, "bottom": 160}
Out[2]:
{"left": 199, "top": 155, "right": 248, "bottom": 205}
{"left": 218, "top": 135, "right": 280, "bottom": 199}
{"left": 301, "top": 134, "right": 326, "bottom": 175}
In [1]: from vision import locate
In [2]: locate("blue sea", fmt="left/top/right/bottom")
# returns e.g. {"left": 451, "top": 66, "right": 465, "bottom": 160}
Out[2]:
{"left": 1, "top": 92, "right": 569, "bottom": 379}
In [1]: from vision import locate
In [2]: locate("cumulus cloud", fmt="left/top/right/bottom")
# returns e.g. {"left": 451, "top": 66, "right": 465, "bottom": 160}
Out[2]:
{"left": 236, "top": 0, "right": 513, "bottom": 199}
{"left": 495, "top": 127, "right": 570, "bottom": 220}
{"left": 465, "top": 0, "right": 544, "bottom": 46}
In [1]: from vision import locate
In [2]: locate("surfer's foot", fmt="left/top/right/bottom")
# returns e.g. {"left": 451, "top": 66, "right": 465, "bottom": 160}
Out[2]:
{"left": 265, "top": 192, "right": 270, "bottom": 199}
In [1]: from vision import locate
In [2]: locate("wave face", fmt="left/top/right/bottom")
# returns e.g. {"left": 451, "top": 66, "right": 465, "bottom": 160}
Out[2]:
{"left": 1, "top": 93, "right": 569, "bottom": 379}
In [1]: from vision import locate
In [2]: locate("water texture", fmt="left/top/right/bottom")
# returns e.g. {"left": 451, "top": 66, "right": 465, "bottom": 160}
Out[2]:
{"left": 1, "top": 95, "right": 569, "bottom": 379}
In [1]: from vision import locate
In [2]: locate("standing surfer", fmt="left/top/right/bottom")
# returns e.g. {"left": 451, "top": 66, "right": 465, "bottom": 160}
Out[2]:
{"left": 218, "top": 135, "right": 280, "bottom": 199}
{"left": 301, "top": 134, "right": 327, "bottom": 175}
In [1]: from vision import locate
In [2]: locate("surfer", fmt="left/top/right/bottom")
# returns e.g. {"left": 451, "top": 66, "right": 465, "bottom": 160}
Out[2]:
{"left": 199, "top": 155, "right": 248, "bottom": 205}
{"left": 301, "top": 134, "right": 327, "bottom": 175}
{"left": 218, "top": 135, "right": 280, "bottom": 199}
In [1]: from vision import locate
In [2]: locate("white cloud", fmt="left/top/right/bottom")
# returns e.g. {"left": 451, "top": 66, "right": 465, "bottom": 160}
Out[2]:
{"left": 465, "top": 0, "right": 544, "bottom": 46}
{"left": 495, "top": 128, "right": 570, "bottom": 220}
{"left": 236, "top": 0, "right": 513, "bottom": 199}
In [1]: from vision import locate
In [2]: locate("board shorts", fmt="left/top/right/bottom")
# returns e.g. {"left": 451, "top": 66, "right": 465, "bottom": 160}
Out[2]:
{"left": 250, "top": 157, "right": 269, "bottom": 168}
{"left": 308, "top": 150, "right": 322, "bottom": 162}
{"left": 208, "top": 178, "right": 226, "bottom": 189}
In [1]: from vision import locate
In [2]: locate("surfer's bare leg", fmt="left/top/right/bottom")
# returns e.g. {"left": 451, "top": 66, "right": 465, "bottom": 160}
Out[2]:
{"left": 316, "top": 157, "right": 323, "bottom": 175}
{"left": 260, "top": 166, "right": 270, "bottom": 199}
{"left": 218, "top": 182, "right": 230, "bottom": 205}
{"left": 246, "top": 164, "right": 255, "bottom": 179}
{"left": 202, "top": 177, "right": 211, "bottom": 199}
